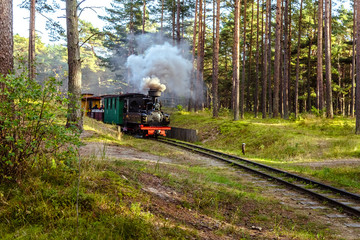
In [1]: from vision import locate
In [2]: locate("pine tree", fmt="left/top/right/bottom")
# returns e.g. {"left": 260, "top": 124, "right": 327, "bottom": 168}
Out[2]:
{"left": 100, "top": 0, "right": 143, "bottom": 84}
{"left": 29, "top": 0, "right": 36, "bottom": 80}
{"left": 295, "top": 0, "right": 303, "bottom": 118}
{"left": 356, "top": 0, "right": 360, "bottom": 134}
{"left": 233, "top": 0, "right": 241, "bottom": 120}
{"left": 240, "top": 0, "right": 247, "bottom": 119}
{"left": 0, "top": 0, "right": 13, "bottom": 77}
{"left": 254, "top": 0, "right": 260, "bottom": 118}
{"left": 66, "top": 0, "right": 82, "bottom": 130}
{"left": 273, "top": 0, "right": 282, "bottom": 118}
{"left": 212, "top": 0, "right": 220, "bottom": 117}
{"left": 317, "top": 0, "right": 324, "bottom": 111}
{"left": 324, "top": 0, "right": 333, "bottom": 118}
{"left": 351, "top": 1, "right": 356, "bottom": 117}
{"left": 283, "top": 0, "right": 289, "bottom": 119}
{"left": 262, "top": 0, "right": 270, "bottom": 119}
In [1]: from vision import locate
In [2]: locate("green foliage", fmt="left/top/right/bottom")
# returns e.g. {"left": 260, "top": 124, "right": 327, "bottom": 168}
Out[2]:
{"left": 0, "top": 72, "right": 80, "bottom": 181}
{"left": 176, "top": 104, "right": 183, "bottom": 111}
{"left": 310, "top": 106, "right": 325, "bottom": 117}
{"left": 219, "top": 107, "right": 231, "bottom": 117}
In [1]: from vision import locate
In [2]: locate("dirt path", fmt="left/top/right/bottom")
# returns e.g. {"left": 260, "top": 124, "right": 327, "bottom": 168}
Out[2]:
{"left": 80, "top": 131, "right": 228, "bottom": 168}
{"left": 293, "top": 159, "right": 360, "bottom": 168}
{"left": 80, "top": 130, "right": 360, "bottom": 239}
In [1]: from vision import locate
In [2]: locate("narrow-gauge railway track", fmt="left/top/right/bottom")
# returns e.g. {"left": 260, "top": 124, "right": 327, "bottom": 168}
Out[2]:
{"left": 157, "top": 137, "right": 360, "bottom": 219}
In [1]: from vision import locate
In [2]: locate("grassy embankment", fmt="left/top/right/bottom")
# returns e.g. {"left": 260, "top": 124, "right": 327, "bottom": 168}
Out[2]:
{"left": 168, "top": 108, "right": 360, "bottom": 192}
{"left": 0, "top": 117, "right": 339, "bottom": 239}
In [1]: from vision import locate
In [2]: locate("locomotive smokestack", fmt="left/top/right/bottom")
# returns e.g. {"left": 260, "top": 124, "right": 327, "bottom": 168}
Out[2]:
{"left": 148, "top": 89, "right": 161, "bottom": 104}
{"left": 148, "top": 89, "right": 162, "bottom": 97}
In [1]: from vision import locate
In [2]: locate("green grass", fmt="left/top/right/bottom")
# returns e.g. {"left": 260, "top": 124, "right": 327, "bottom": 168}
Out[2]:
{"left": 268, "top": 163, "right": 360, "bottom": 192}
{"left": 0, "top": 159, "right": 197, "bottom": 239}
{"left": 0, "top": 115, "right": 354, "bottom": 239}
{"left": 169, "top": 109, "right": 360, "bottom": 191}
{"left": 170, "top": 110, "right": 359, "bottom": 161}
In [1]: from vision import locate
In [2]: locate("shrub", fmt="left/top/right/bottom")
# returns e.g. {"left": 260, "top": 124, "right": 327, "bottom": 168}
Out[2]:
{"left": 176, "top": 104, "right": 183, "bottom": 111}
{"left": 310, "top": 106, "right": 325, "bottom": 117}
{"left": 0, "top": 72, "right": 80, "bottom": 181}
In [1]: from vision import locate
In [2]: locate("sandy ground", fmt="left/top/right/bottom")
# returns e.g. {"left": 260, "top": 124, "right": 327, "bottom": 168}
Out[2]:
{"left": 80, "top": 130, "right": 360, "bottom": 239}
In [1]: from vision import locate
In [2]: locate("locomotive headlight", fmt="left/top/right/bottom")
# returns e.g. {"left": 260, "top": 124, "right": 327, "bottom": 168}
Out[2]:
{"left": 164, "top": 114, "right": 170, "bottom": 123}
{"left": 141, "top": 114, "right": 148, "bottom": 124}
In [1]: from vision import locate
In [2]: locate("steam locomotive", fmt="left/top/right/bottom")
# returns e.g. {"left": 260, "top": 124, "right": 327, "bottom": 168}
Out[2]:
{"left": 82, "top": 89, "right": 171, "bottom": 137}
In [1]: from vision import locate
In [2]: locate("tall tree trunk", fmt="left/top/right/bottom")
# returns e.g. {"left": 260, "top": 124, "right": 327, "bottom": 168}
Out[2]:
{"left": 172, "top": 0, "right": 176, "bottom": 44}
{"left": 66, "top": 0, "right": 82, "bottom": 130}
{"left": 247, "top": 0, "right": 254, "bottom": 113}
{"left": 129, "top": 0, "right": 134, "bottom": 56}
{"left": 142, "top": 0, "right": 146, "bottom": 34}
{"left": 212, "top": 0, "right": 220, "bottom": 117}
{"left": 288, "top": 0, "right": 292, "bottom": 112}
{"left": 201, "top": 0, "right": 206, "bottom": 109}
{"left": 212, "top": 0, "right": 215, "bottom": 82}
{"left": 241, "top": 0, "right": 247, "bottom": 119}
{"left": 189, "top": 0, "right": 199, "bottom": 111}
{"left": 280, "top": 0, "right": 284, "bottom": 117}
{"left": 267, "top": 4, "right": 272, "bottom": 116}
{"left": 356, "top": 0, "right": 360, "bottom": 134}
{"left": 324, "top": 0, "right": 333, "bottom": 118}
{"left": 262, "top": 0, "right": 270, "bottom": 118}
{"left": 307, "top": 35, "right": 313, "bottom": 111}
{"left": 254, "top": 0, "right": 260, "bottom": 118}
{"left": 351, "top": 3, "right": 356, "bottom": 117}
{"left": 182, "top": 0, "right": 184, "bottom": 38}
{"left": 233, "top": 0, "right": 241, "bottom": 120}
{"left": 283, "top": 0, "right": 289, "bottom": 119}
{"left": 273, "top": 0, "right": 282, "bottom": 118}
{"left": 295, "top": 0, "right": 303, "bottom": 118}
{"left": 29, "top": 0, "right": 36, "bottom": 80}
{"left": 196, "top": 0, "right": 203, "bottom": 111}
{"left": 176, "top": 0, "right": 181, "bottom": 44}
{"left": 225, "top": 48, "right": 230, "bottom": 108}
{"left": 317, "top": 0, "right": 324, "bottom": 111}
{"left": 337, "top": 56, "right": 343, "bottom": 115}
{"left": 0, "top": 0, "right": 13, "bottom": 77}
{"left": 161, "top": 0, "right": 164, "bottom": 32}
{"left": 0, "top": 0, "right": 13, "bottom": 141}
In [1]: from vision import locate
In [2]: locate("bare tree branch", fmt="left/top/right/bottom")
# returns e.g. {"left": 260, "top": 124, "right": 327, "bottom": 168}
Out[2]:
{"left": 77, "top": 0, "right": 87, "bottom": 9}
{"left": 80, "top": 32, "right": 101, "bottom": 48}
{"left": 37, "top": 10, "right": 53, "bottom": 22}
{"left": 78, "top": 6, "right": 101, "bottom": 18}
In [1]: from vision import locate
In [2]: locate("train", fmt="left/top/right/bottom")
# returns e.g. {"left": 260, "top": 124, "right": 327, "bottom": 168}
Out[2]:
{"left": 82, "top": 89, "right": 171, "bottom": 137}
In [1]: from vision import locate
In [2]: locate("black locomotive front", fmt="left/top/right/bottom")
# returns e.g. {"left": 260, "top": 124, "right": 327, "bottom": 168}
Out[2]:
{"left": 122, "top": 89, "right": 170, "bottom": 136}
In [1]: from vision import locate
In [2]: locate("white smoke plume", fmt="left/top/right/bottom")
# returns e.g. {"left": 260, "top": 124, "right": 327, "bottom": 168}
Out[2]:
{"left": 126, "top": 42, "right": 193, "bottom": 97}
{"left": 143, "top": 77, "right": 166, "bottom": 92}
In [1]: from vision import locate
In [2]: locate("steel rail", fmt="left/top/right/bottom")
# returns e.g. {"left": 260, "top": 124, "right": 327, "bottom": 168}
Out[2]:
{"left": 157, "top": 137, "right": 360, "bottom": 218}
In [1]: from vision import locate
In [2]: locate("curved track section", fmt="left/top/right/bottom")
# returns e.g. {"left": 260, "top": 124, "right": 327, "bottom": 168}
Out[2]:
{"left": 157, "top": 137, "right": 360, "bottom": 219}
